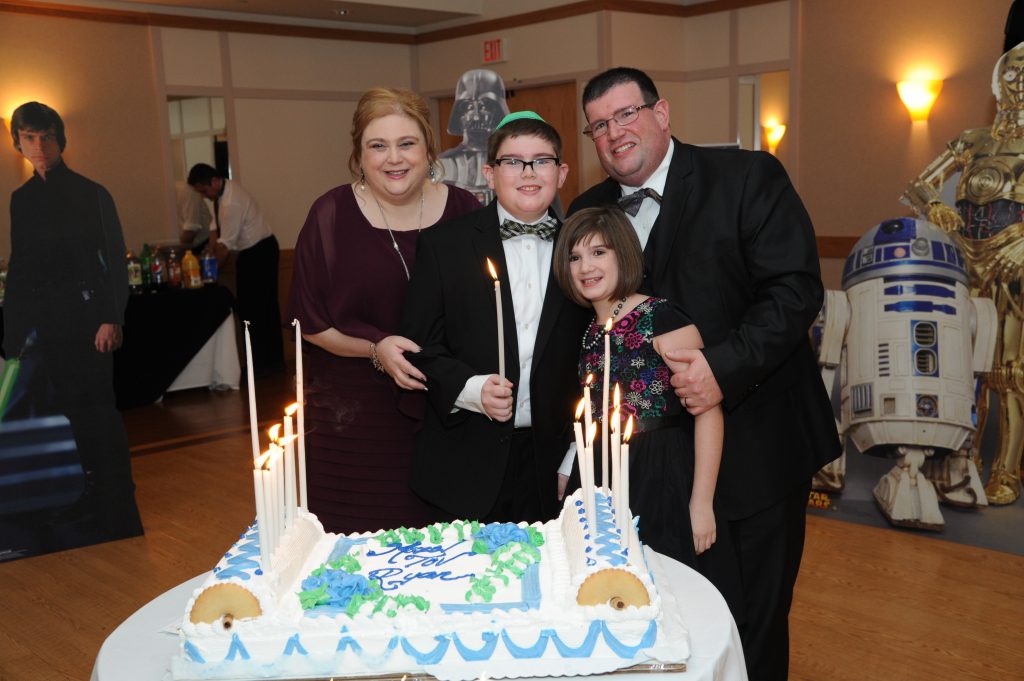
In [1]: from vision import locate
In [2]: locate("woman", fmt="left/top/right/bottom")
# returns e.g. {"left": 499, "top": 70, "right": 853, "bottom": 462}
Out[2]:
{"left": 288, "top": 88, "right": 479, "bottom": 534}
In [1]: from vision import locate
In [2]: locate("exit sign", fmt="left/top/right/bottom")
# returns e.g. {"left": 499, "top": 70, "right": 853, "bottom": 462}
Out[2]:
{"left": 482, "top": 37, "right": 507, "bottom": 64}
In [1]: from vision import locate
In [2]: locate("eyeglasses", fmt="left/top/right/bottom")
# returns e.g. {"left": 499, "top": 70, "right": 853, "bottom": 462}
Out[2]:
{"left": 491, "top": 157, "right": 560, "bottom": 175}
{"left": 582, "top": 103, "right": 655, "bottom": 139}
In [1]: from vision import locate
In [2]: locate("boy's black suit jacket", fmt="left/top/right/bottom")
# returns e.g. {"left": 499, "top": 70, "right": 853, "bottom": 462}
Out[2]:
{"left": 401, "top": 203, "right": 591, "bottom": 520}
{"left": 570, "top": 139, "right": 839, "bottom": 521}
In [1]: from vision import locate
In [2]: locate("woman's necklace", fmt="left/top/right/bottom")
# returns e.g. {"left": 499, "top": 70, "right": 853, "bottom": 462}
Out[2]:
{"left": 371, "top": 188, "right": 424, "bottom": 281}
{"left": 581, "top": 296, "right": 629, "bottom": 351}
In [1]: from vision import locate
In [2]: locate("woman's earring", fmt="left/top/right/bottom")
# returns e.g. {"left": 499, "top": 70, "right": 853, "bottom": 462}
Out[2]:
{"left": 358, "top": 167, "right": 367, "bottom": 191}
{"left": 428, "top": 163, "right": 439, "bottom": 184}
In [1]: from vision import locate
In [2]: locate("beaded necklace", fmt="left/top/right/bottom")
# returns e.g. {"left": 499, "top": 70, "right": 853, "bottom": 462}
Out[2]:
{"left": 581, "top": 296, "right": 628, "bottom": 352}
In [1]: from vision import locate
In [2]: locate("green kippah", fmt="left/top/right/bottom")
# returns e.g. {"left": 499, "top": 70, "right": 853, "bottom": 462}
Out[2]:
{"left": 495, "top": 110, "right": 546, "bottom": 129}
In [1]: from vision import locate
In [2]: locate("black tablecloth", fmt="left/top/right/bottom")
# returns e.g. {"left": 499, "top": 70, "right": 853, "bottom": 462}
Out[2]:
{"left": 113, "top": 285, "right": 235, "bottom": 409}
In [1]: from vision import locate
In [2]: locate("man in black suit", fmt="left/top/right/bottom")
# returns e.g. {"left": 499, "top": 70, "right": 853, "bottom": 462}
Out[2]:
{"left": 569, "top": 67, "right": 839, "bottom": 681}
{"left": 402, "top": 113, "right": 590, "bottom": 523}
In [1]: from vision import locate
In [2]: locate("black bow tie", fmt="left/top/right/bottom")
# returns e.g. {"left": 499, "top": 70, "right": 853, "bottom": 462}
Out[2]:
{"left": 618, "top": 188, "right": 662, "bottom": 217}
{"left": 500, "top": 217, "right": 558, "bottom": 241}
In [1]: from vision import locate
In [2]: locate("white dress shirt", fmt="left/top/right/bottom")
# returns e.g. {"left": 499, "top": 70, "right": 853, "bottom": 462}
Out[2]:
{"left": 619, "top": 142, "right": 674, "bottom": 250}
{"left": 455, "top": 203, "right": 554, "bottom": 428}
{"left": 213, "top": 179, "right": 273, "bottom": 252}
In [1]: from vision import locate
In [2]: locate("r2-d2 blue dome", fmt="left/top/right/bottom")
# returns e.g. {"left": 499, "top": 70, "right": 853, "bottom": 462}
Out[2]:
{"left": 839, "top": 217, "right": 976, "bottom": 456}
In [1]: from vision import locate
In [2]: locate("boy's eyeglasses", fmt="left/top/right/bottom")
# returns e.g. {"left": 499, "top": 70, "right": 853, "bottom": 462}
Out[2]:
{"left": 491, "top": 157, "right": 561, "bottom": 175}
{"left": 583, "top": 103, "right": 655, "bottom": 139}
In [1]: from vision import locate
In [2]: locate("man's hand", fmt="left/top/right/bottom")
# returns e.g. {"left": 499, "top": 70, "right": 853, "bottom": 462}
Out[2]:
{"left": 95, "top": 323, "right": 122, "bottom": 353}
{"left": 664, "top": 347, "right": 723, "bottom": 415}
{"left": 481, "top": 375, "right": 514, "bottom": 422}
{"left": 376, "top": 335, "right": 426, "bottom": 390}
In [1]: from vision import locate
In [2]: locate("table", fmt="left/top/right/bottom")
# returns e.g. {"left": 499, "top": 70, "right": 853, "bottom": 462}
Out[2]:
{"left": 90, "top": 549, "right": 747, "bottom": 681}
{"left": 113, "top": 286, "right": 239, "bottom": 408}
{"left": 166, "top": 314, "right": 240, "bottom": 393}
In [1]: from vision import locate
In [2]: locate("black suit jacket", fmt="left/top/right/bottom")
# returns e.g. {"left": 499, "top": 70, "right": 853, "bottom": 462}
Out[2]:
{"left": 401, "top": 203, "right": 591, "bottom": 520}
{"left": 570, "top": 140, "right": 839, "bottom": 520}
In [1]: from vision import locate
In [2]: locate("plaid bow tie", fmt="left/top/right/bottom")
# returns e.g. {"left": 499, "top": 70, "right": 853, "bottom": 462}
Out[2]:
{"left": 500, "top": 217, "right": 558, "bottom": 241}
{"left": 618, "top": 188, "right": 662, "bottom": 217}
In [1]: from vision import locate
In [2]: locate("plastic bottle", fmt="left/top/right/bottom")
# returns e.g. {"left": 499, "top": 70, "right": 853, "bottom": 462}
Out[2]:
{"left": 182, "top": 250, "right": 202, "bottom": 289}
{"left": 200, "top": 251, "right": 218, "bottom": 285}
{"left": 126, "top": 250, "right": 143, "bottom": 295}
{"left": 151, "top": 247, "right": 167, "bottom": 291}
{"left": 167, "top": 248, "right": 182, "bottom": 288}
{"left": 139, "top": 244, "right": 153, "bottom": 291}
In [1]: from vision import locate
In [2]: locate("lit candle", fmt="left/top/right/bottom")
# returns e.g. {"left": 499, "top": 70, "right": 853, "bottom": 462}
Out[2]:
{"left": 259, "top": 450, "right": 275, "bottom": 570}
{"left": 253, "top": 449, "right": 270, "bottom": 569}
{"left": 486, "top": 258, "right": 505, "bottom": 380}
{"left": 573, "top": 399, "right": 592, "bottom": 527}
{"left": 292, "top": 319, "right": 307, "bottom": 511}
{"left": 601, "top": 318, "right": 612, "bottom": 490}
{"left": 621, "top": 415, "right": 634, "bottom": 552}
{"left": 244, "top": 321, "right": 260, "bottom": 462}
{"left": 283, "top": 404, "right": 298, "bottom": 529}
{"left": 610, "top": 404, "right": 621, "bottom": 538}
{"left": 585, "top": 421, "right": 597, "bottom": 530}
{"left": 583, "top": 374, "right": 595, "bottom": 451}
{"left": 267, "top": 426, "right": 282, "bottom": 556}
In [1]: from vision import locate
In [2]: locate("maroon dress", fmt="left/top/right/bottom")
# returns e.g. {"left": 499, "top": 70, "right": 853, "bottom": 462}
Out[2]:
{"left": 288, "top": 184, "right": 480, "bottom": 533}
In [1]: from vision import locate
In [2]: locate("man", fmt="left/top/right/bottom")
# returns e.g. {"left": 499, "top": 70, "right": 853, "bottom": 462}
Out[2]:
{"left": 5, "top": 101, "right": 143, "bottom": 539}
{"left": 176, "top": 179, "right": 212, "bottom": 253}
{"left": 187, "top": 163, "right": 284, "bottom": 376}
{"left": 569, "top": 68, "right": 839, "bottom": 681}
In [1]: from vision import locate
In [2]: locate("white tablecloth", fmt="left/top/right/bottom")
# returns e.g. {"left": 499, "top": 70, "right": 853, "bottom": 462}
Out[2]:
{"left": 91, "top": 550, "right": 746, "bottom": 681}
{"left": 166, "top": 314, "right": 240, "bottom": 392}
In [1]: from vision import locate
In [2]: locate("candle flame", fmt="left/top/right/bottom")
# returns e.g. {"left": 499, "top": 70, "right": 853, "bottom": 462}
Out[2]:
{"left": 585, "top": 373, "right": 594, "bottom": 386}
{"left": 278, "top": 434, "right": 298, "bottom": 446}
{"left": 255, "top": 449, "right": 272, "bottom": 469}
{"left": 575, "top": 398, "right": 586, "bottom": 420}
{"left": 486, "top": 257, "right": 498, "bottom": 280}
{"left": 268, "top": 423, "right": 282, "bottom": 443}
{"left": 604, "top": 318, "right": 612, "bottom": 332}
{"left": 611, "top": 406, "right": 620, "bottom": 433}
{"left": 614, "top": 383, "right": 620, "bottom": 407}
{"left": 586, "top": 421, "right": 597, "bottom": 445}
{"left": 624, "top": 415, "right": 634, "bottom": 441}
{"left": 285, "top": 402, "right": 299, "bottom": 416}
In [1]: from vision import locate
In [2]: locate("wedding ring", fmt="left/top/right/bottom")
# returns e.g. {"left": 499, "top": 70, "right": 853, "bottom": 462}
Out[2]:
{"left": 683, "top": 396, "right": 688, "bottom": 408}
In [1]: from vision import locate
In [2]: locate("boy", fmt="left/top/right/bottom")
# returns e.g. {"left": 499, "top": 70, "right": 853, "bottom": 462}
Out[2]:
{"left": 401, "top": 112, "right": 590, "bottom": 523}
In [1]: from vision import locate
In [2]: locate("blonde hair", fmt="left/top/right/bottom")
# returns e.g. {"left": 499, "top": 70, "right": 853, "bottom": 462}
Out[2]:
{"left": 349, "top": 88, "right": 438, "bottom": 178}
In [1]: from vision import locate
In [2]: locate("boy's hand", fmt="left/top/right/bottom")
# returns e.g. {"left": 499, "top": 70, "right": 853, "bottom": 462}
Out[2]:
{"left": 557, "top": 473, "right": 569, "bottom": 501}
{"left": 689, "top": 500, "right": 717, "bottom": 555}
{"left": 480, "top": 375, "right": 513, "bottom": 422}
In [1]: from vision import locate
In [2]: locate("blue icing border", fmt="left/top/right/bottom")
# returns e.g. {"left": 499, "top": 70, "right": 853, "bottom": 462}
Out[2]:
{"left": 215, "top": 524, "right": 262, "bottom": 580}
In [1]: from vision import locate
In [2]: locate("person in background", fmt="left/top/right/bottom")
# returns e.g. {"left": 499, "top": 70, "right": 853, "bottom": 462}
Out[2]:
{"left": 570, "top": 67, "right": 839, "bottom": 681}
{"left": 4, "top": 101, "right": 143, "bottom": 540}
{"left": 176, "top": 179, "right": 212, "bottom": 253}
{"left": 187, "top": 163, "right": 284, "bottom": 377}
{"left": 287, "top": 88, "right": 479, "bottom": 534}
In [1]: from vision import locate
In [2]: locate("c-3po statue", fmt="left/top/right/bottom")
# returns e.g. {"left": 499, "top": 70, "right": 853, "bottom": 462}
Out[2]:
{"left": 902, "top": 42, "right": 1024, "bottom": 506}
{"left": 816, "top": 217, "right": 996, "bottom": 529}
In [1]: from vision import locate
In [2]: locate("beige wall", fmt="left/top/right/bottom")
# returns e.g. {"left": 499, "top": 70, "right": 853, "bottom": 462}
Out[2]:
{"left": 797, "top": 0, "right": 1008, "bottom": 239}
{"left": 0, "top": 14, "right": 171, "bottom": 258}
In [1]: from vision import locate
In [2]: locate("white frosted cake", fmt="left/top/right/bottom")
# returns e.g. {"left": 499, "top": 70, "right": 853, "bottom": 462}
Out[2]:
{"left": 171, "top": 488, "right": 689, "bottom": 680}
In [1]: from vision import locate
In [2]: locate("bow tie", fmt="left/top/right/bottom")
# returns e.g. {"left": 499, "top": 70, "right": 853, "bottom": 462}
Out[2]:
{"left": 617, "top": 188, "right": 662, "bottom": 217}
{"left": 500, "top": 217, "right": 558, "bottom": 241}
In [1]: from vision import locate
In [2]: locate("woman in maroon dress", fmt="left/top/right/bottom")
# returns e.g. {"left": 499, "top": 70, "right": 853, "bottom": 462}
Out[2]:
{"left": 288, "top": 88, "right": 479, "bottom": 533}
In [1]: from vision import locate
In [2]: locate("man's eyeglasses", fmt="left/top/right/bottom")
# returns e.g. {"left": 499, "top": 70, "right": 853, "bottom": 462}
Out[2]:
{"left": 491, "top": 157, "right": 560, "bottom": 175}
{"left": 582, "top": 103, "right": 655, "bottom": 139}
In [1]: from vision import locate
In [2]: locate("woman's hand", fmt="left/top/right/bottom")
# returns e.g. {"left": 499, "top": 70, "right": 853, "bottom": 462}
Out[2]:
{"left": 376, "top": 335, "right": 427, "bottom": 390}
{"left": 689, "top": 500, "right": 717, "bottom": 555}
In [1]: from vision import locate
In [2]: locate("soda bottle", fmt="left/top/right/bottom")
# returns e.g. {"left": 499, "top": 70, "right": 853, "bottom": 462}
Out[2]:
{"left": 200, "top": 251, "right": 218, "bottom": 284}
{"left": 167, "top": 248, "right": 182, "bottom": 288}
{"left": 182, "top": 250, "right": 202, "bottom": 289}
{"left": 139, "top": 243, "right": 153, "bottom": 291}
{"left": 151, "top": 247, "right": 167, "bottom": 291}
{"left": 126, "top": 250, "right": 143, "bottom": 295}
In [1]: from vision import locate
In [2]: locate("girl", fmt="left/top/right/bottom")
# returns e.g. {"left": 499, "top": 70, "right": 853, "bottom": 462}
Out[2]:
{"left": 554, "top": 205, "right": 728, "bottom": 568}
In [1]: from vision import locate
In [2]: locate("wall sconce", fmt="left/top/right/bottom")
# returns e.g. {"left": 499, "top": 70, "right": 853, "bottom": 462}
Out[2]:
{"left": 764, "top": 121, "right": 786, "bottom": 155}
{"left": 897, "top": 79, "right": 942, "bottom": 121}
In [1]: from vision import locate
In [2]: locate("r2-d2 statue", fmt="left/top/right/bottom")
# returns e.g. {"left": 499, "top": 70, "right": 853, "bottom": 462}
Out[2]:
{"left": 816, "top": 217, "right": 997, "bottom": 529}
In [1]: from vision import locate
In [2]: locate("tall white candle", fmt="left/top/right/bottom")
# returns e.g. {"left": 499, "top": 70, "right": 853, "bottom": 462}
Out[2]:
{"left": 260, "top": 456, "right": 275, "bottom": 570}
{"left": 283, "top": 408, "right": 297, "bottom": 529}
{"left": 253, "top": 467, "right": 269, "bottom": 569}
{"left": 610, "top": 405, "right": 621, "bottom": 537}
{"left": 585, "top": 421, "right": 597, "bottom": 531}
{"left": 601, "top": 319, "right": 612, "bottom": 490}
{"left": 621, "top": 416, "right": 634, "bottom": 552}
{"left": 293, "top": 319, "right": 307, "bottom": 510}
{"left": 244, "top": 321, "right": 260, "bottom": 462}
{"left": 583, "top": 374, "right": 594, "bottom": 454}
{"left": 486, "top": 259, "right": 505, "bottom": 380}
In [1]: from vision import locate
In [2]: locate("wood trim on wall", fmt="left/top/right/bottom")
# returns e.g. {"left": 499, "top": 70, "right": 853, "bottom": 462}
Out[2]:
{"left": 2, "top": 0, "right": 785, "bottom": 45}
